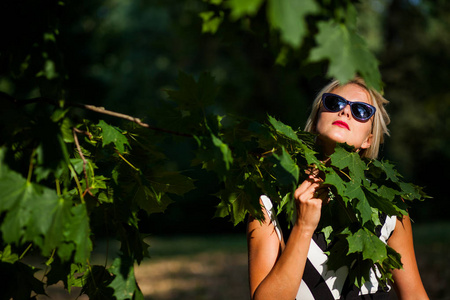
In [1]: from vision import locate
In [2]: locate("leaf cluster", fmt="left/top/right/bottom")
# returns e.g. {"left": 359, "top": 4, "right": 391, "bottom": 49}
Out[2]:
{"left": 210, "top": 113, "right": 428, "bottom": 287}
{"left": 0, "top": 94, "right": 194, "bottom": 299}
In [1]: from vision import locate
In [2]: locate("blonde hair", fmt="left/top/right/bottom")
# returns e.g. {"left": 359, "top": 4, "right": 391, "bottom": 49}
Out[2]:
{"left": 304, "top": 77, "right": 390, "bottom": 159}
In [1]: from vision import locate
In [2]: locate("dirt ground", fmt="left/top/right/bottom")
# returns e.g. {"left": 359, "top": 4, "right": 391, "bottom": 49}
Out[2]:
{"left": 39, "top": 248, "right": 449, "bottom": 300}
{"left": 37, "top": 251, "right": 249, "bottom": 300}
{"left": 135, "top": 252, "right": 249, "bottom": 300}
{"left": 36, "top": 228, "right": 450, "bottom": 300}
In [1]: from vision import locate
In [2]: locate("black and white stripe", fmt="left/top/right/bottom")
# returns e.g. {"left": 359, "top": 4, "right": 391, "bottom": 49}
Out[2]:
{"left": 260, "top": 195, "right": 397, "bottom": 300}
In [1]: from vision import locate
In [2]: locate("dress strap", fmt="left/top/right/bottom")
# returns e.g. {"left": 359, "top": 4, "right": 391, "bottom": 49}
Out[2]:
{"left": 260, "top": 195, "right": 282, "bottom": 241}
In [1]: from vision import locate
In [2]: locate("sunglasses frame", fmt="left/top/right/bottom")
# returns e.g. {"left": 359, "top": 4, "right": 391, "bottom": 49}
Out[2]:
{"left": 321, "top": 93, "right": 376, "bottom": 122}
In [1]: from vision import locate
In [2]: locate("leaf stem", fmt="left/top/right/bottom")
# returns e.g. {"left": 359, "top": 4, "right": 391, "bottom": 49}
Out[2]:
{"left": 27, "top": 149, "right": 37, "bottom": 183}
{"left": 116, "top": 151, "right": 140, "bottom": 171}
{"left": 42, "top": 249, "right": 56, "bottom": 281}
{"left": 19, "top": 243, "right": 33, "bottom": 260}
{"left": 261, "top": 148, "right": 276, "bottom": 157}
{"left": 254, "top": 164, "right": 263, "bottom": 178}
{"left": 338, "top": 168, "right": 352, "bottom": 181}
{"left": 69, "top": 164, "right": 85, "bottom": 204}
{"left": 55, "top": 178, "right": 61, "bottom": 196}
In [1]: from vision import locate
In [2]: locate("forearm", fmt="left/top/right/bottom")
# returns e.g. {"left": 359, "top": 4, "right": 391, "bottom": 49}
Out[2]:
{"left": 389, "top": 216, "right": 429, "bottom": 300}
{"left": 252, "top": 225, "right": 313, "bottom": 300}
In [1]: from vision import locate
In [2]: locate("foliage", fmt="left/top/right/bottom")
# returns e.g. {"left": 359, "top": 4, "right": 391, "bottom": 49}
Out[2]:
{"left": 202, "top": 0, "right": 382, "bottom": 90}
{"left": 212, "top": 113, "right": 426, "bottom": 287}
{"left": 0, "top": 0, "right": 432, "bottom": 298}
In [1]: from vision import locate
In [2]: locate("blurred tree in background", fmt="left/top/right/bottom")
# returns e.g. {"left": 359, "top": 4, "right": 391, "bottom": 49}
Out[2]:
{"left": 30, "top": 0, "right": 445, "bottom": 228}
{"left": 358, "top": 0, "right": 450, "bottom": 221}
{"left": 0, "top": 0, "right": 447, "bottom": 230}
{"left": 0, "top": 0, "right": 447, "bottom": 297}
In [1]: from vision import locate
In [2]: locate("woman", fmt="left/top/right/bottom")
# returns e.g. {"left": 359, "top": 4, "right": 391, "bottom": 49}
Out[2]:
{"left": 247, "top": 77, "right": 429, "bottom": 299}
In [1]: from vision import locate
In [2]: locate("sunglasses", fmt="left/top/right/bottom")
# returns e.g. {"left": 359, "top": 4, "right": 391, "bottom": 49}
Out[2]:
{"left": 321, "top": 93, "right": 376, "bottom": 122}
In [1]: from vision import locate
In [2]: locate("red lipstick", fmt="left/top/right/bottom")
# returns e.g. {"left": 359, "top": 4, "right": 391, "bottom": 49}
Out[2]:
{"left": 333, "top": 120, "right": 350, "bottom": 130}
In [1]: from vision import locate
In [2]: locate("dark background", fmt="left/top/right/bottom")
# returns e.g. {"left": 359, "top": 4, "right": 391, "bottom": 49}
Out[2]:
{"left": 1, "top": 0, "right": 448, "bottom": 235}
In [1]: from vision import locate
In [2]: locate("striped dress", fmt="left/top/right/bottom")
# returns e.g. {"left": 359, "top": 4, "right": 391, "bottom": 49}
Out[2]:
{"left": 260, "top": 195, "right": 397, "bottom": 300}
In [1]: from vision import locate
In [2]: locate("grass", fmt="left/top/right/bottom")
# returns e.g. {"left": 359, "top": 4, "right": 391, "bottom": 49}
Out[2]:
{"left": 410, "top": 222, "right": 450, "bottom": 300}
{"left": 412, "top": 221, "right": 450, "bottom": 245}
{"left": 38, "top": 222, "right": 450, "bottom": 300}
{"left": 144, "top": 233, "right": 247, "bottom": 258}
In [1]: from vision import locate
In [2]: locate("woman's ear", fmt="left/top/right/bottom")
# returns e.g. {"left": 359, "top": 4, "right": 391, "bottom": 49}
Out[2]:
{"left": 361, "top": 133, "right": 373, "bottom": 149}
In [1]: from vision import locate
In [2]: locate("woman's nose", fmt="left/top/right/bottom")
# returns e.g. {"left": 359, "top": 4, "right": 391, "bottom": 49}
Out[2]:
{"left": 339, "top": 103, "right": 352, "bottom": 118}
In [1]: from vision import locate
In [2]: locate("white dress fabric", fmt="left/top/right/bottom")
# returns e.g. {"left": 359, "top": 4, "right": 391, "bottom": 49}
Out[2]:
{"left": 260, "top": 195, "right": 397, "bottom": 300}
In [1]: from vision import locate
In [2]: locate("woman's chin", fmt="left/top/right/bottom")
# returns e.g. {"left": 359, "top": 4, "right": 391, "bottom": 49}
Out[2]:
{"left": 319, "top": 134, "right": 347, "bottom": 145}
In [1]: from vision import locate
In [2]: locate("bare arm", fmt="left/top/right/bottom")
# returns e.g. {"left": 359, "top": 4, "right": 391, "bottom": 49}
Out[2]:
{"left": 388, "top": 215, "right": 429, "bottom": 300}
{"left": 247, "top": 176, "right": 326, "bottom": 300}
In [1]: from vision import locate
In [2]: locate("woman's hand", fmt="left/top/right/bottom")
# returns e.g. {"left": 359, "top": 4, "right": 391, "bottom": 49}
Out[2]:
{"left": 293, "top": 171, "right": 329, "bottom": 233}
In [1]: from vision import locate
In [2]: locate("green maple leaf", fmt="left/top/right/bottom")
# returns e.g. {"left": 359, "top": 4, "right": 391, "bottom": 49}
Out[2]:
{"left": 26, "top": 195, "right": 72, "bottom": 255}
{"left": 211, "top": 133, "right": 234, "bottom": 171}
{"left": 270, "top": 147, "right": 299, "bottom": 187}
{"left": 108, "top": 256, "right": 144, "bottom": 300}
{"left": 365, "top": 188, "right": 404, "bottom": 217}
{"left": 341, "top": 180, "right": 371, "bottom": 225}
{"left": 193, "top": 131, "right": 233, "bottom": 180}
{"left": 268, "top": 115, "right": 301, "bottom": 144}
{"left": 308, "top": 19, "right": 382, "bottom": 90}
{"left": 376, "top": 185, "right": 400, "bottom": 201}
{"left": 346, "top": 228, "right": 386, "bottom": 263}
{"left": 227, "top": 0, "right": 264, "bottom": 19}
{"left": 330, "top": 145, "right": 366, "bottom": 183}
{"left": 63, "top": 204, "right": 93, "bottom": 264}
{"left": 199, "top": 11, "right": 224, "bottom": 34}
{"left": 81, "top": 265, "right": 114, "bottom": 299}
{"left": 0, "top": 167, "right": 60, "bottom": 247}
{"left": 215, "top": 185, "right": 256, "bottom": 226}
{"left": 372, "top": 159, "right": 400, "bottom": 183}
{"left": 398, "top": 181, "right": 425, "bottom": 201}
{"left": 0, "top": 245, "right": 19, "bottom": 264}
{"left": 98, "top": 120, "right": 130, "bottom": 154}
{"left": 324, "top": 171, "right": 346, "bottom": 196}
{"left": 134, "top": 184, "right": 174, "bottom": 215}
{"left": 267, "top": 0, "right": 319, "bottom": 47}
{"left": 355, "top": 196, "right": 373, "bottom": 226}
{"left": 150, "top": 172, "right": 195, "bottom": 196}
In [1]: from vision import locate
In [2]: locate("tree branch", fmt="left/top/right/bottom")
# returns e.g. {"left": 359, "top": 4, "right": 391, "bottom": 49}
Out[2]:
{"left": 1, "top": 92, "right": 193, "bottom": 137}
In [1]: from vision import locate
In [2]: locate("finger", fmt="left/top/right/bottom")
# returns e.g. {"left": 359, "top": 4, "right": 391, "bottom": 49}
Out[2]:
{"left": 296, "top": 182, "right": 321, "bottom": 201}
{"left": 295, "top": 177, "right": 318, "bottom": 197}
{"left": 304, "top": 166, "right": 325, "bottom": 180}
{"left": 304, "top": 166, "right": 319, "bottom": 176}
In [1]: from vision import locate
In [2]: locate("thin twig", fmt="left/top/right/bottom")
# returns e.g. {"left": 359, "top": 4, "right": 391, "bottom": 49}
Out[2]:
{"left": 75, "top": 102, "right": 191, "bottom": 137}
{"left": 73, "top": 128, "right": 90, "bottom": 195}
{"left": 73, "top": 128, "right": 99, "bottom": 199}
{"left": 1, "top": 93, "right": 193, "bottom": 137}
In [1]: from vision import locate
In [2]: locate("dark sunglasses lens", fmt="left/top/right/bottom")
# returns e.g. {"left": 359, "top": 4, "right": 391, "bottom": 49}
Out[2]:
{"left": 351, "top": 104, "right": 373, "bottom": 120}
{"left": 324, "top": 95, "right": 345, "bottom": 112}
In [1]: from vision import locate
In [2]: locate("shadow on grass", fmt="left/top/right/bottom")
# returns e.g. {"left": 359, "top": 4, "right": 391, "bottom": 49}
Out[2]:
{"left": 412, "top": 222, "right": 450, "bottom": 300}
{"left": 35, "top": 222, "right": 450, "bottom": 300}
{"left": 136, "top": 234, "right": 249, "bottom": 300}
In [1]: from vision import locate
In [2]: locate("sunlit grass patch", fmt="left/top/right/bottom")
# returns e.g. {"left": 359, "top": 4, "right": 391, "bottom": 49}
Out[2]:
{"left": 145, "top": 233, "right": 247, "bottom": 258}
